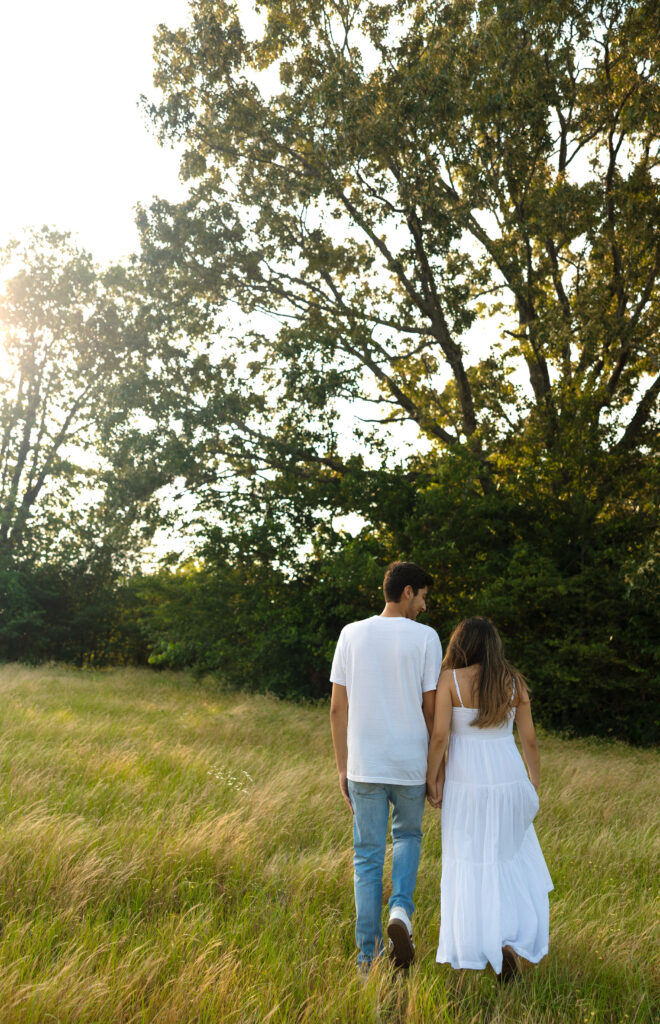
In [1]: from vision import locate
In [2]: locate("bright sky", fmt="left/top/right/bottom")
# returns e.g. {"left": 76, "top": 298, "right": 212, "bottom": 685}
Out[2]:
{"left": 0, "top": 0, "right": 193, "bottom": 264}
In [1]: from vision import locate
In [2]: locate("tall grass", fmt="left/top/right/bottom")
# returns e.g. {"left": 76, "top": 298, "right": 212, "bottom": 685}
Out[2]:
{"left": 0, "top": 665, "right": 657, "bottom": 1023}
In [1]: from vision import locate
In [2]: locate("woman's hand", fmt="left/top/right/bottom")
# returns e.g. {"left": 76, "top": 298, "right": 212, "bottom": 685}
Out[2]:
{"left": 426, "top": 775, "right": 443, "bottom": 809}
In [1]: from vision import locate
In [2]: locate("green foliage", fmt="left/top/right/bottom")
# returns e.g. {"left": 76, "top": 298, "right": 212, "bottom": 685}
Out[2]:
{"left": 140, "top": 0, "right": 660, "bottom": 487}
{"left": 133, "top": 443, "right": 659, "bottom": 743}
{"left": 0, "top": 559, "right": 147, "bottom": 666}
{"left": 132, "top": 535, "right": 385, "bottom": 698}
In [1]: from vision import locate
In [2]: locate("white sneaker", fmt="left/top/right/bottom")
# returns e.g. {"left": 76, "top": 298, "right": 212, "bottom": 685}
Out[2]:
{"left": 387, "top": 907, "right": 415, "bottom": 967}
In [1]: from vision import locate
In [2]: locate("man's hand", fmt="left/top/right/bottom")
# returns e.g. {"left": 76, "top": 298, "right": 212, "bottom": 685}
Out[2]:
{"left": 426, "top": 779, "right": 443, "bottom": 809}
{"left": 339, "top": 770, "right": 353, "bottom": 815}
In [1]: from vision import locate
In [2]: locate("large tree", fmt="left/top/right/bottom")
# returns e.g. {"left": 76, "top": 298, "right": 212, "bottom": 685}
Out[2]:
{"left": 139, "top": 0, "right": 659, "bottom": 528}
{"left": 0, "top": 228, "right": 203, "bottom": 663}
{"left": 0, "top": 228, "right": 182, "bottom": 568}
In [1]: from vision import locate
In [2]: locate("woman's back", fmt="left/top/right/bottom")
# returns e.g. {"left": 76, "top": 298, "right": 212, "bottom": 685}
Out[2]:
{"left": 448, "top": 663, "right": 515, "bottom": 739}
{"left": 430, "top": 651, "right": 553, "bottom": 975}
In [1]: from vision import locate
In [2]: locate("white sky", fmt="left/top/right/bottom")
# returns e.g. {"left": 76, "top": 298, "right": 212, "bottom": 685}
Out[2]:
{"left": 0, "top": 0, "right": 193, "bottom": 264}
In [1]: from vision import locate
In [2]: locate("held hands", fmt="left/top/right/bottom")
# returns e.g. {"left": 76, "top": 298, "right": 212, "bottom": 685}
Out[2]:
{"left": 426, "top": 776, "right": 443, "bottom": 809}
{"left": 426, "top": 757, "right": 446, "bottom": 809}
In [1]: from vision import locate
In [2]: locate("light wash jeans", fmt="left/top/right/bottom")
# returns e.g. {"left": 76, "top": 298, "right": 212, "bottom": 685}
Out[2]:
{"left": 347, "top": 780, "right": 427, "bottom": 965}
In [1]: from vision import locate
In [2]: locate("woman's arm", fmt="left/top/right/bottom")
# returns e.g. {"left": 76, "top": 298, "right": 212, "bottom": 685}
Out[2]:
{"left": 426, "top": 671, "right": 452, "bottom": 806}
{"left": 430, "top": 756, "right": 446, "bottom": 809}
{"left": 515, "top": 695, "right": 540, "bottom": 790}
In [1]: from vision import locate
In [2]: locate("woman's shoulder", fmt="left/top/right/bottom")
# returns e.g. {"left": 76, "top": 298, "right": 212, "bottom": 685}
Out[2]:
{"left": 512, "top": 671, "right": 531, "bottom": 706}
{"left": 437, "top": 667, "right": 454, "bottom": 689}
{"left": 439, "top": 663, "right": 481, "bottom": 707}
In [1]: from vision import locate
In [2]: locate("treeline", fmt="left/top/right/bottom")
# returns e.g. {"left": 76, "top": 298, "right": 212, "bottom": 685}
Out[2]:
{"left": 2, "top": 456, "right": 657, "bottom": 745}
{"left": 1, "top": 1, "right": 659, "bottom": 746}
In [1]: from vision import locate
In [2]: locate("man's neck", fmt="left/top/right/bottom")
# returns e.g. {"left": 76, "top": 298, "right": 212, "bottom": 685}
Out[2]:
{"left": 380, "top": 603, "right": 410, "bottom": 619}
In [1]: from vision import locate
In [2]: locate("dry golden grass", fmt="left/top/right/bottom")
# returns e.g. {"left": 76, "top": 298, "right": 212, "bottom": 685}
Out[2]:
{"left": 0, "top": 664, "right": 657, "bottom": 1023}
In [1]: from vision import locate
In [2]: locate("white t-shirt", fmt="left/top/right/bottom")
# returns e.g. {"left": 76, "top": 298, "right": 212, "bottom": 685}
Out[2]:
{"left": 330, "top": 615, "right": 443, "bottom": 785}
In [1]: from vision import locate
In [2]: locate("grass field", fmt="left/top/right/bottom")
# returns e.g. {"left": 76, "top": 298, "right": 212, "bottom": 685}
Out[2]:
{"left": 0, "top": 665, "right": 657, "bottom": 1023}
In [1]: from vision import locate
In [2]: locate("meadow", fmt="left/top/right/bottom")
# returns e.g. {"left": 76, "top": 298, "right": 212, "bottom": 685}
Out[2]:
{"left": 0, "top": 665, "right": 656, "bottom": 1024}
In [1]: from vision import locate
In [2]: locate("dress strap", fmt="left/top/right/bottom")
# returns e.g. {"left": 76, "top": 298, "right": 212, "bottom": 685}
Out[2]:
{"left": 453, "top": 668, "right": 465, "bottom": 708}
{"left": 511, "top": 676, "right": 516, "bottom": 703}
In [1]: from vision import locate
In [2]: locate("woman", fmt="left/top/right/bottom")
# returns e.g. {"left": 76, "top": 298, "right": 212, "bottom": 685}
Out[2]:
{"left": 427, "top": 617, "right": 553, "bottom": 979}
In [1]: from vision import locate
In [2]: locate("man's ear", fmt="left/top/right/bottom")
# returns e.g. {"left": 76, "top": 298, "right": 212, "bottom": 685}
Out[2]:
{"left": 403, "top": 584, "right": 414, "bottom": 600}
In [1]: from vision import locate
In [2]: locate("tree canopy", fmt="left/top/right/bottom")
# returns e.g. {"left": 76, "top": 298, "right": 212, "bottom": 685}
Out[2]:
{"left": 139, "top": 0, "right": 659, "bottom": 522}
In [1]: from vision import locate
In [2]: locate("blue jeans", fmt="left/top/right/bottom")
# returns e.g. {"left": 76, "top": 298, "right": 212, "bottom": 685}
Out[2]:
{"left": 347, "top": 780, "right": 426, "bottom": 965}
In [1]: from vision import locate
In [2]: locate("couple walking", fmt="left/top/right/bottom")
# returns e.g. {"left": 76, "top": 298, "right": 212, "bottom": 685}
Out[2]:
{"left": 330, "top": 561, "right": 553, "bottom": 976}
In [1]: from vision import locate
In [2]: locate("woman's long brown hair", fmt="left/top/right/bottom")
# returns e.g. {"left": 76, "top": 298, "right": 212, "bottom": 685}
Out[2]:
{"left": 442, "top": 617, "right": 529, "bottom": 728}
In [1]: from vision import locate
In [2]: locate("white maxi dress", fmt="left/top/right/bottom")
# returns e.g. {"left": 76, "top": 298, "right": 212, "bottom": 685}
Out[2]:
{"left": 436, "top": 670, "right": 553, "bottom": 973}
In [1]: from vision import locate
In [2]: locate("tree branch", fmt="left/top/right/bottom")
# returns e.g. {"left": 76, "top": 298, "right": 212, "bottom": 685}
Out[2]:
{"left": 616, "top": 373, "right": 660, "bottom": 452}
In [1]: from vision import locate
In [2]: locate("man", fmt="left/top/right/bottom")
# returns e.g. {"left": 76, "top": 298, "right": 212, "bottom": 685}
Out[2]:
{"left": 329, "top": 561, "right": 443, "bottom": 970}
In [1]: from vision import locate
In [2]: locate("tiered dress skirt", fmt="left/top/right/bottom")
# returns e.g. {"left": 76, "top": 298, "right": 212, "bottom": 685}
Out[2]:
{"left": 436, "top": 709, "right": 553, "bottom": 974}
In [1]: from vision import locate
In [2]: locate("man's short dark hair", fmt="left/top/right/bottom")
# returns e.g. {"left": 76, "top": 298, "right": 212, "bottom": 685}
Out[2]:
{"left": 383, "top": 561, "right": 433, "bottom": 602}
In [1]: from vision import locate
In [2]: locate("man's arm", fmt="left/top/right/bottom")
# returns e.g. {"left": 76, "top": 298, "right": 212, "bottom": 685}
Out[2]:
{"left": 422, "top": 630, "right": 442, "bottom": 738}
{"left": 422, "top": 689, "right": 436, "bottom": 735}
{"left": 330, "top": 683, "right": 353, "bottom": 814}
{"left": 423, "top": 687, "right": 442, "bottom": 807}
